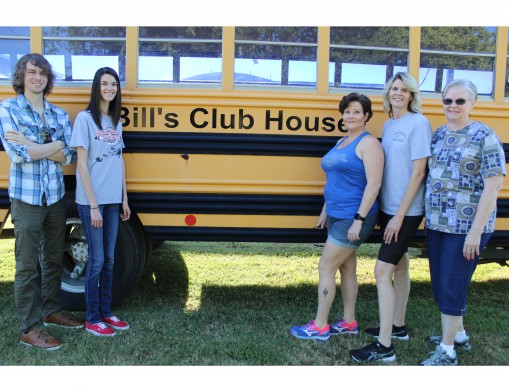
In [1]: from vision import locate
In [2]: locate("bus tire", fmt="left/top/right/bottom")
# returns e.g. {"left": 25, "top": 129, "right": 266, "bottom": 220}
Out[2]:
{"left": 59, "top": 212, "right": 147, "bottom": 311}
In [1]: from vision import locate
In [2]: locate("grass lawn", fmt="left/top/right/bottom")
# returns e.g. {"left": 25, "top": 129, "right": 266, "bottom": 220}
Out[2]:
{"left": 0, "top": 240, "right": 508, "bottom": 387}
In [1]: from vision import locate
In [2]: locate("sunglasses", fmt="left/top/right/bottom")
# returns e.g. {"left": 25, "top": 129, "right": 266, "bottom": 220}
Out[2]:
{"left": 40, "top": 127, "right": 54, "bottom": 144}
{"left": 442, "top": 98, "right": 468, "bottom": 106}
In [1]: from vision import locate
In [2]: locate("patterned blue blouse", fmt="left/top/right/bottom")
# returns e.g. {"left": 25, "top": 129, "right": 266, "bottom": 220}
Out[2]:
{"left": 425, "top": 121, "right": 506, "bottom": 234}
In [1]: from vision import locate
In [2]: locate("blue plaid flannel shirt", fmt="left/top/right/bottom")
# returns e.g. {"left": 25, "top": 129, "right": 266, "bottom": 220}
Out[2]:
{"left": 0, "top": 94, "right": 75, "bottom": 206}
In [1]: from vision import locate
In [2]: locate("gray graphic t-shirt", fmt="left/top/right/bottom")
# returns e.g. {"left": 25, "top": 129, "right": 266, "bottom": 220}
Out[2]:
{"left": 70, "top": 110, "right": 124, "bottom": 205}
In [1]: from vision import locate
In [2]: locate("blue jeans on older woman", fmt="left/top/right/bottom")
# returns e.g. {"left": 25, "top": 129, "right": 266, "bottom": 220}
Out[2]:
{"left": 77, "top": 203, "right": 120, "bottom": 324}
{"left": 426, "top": 228, "right": 492, "bottom": 316}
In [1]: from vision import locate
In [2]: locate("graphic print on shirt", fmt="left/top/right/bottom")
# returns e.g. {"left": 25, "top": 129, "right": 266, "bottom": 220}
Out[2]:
{"left": 321, "top": 152, "right": 348, "bottom": 168}
{"left": 91, "top": 127, "right": 122, "bottom": 170}
{"left": 392, "top": 131, "right": 406, "bottom": 143}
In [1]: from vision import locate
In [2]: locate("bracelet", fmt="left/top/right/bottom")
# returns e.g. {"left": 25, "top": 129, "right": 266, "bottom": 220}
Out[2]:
{"left": 91, "top": 206, "right": 99, "bottom": 209}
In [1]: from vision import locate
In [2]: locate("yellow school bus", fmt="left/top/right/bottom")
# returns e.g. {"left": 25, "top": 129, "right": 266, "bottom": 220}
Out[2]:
{"left": 1, "top": 26, "right": 508, "bottom": 309}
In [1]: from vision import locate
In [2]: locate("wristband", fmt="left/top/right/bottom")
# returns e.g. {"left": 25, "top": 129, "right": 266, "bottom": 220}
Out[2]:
{"left": 354, "top": 213, "right": 365, "bottom": 222}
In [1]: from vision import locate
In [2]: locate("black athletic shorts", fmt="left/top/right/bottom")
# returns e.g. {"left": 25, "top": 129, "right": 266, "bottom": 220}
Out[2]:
{"left": 377, "top": 211, "right": 423, "bottom": 265}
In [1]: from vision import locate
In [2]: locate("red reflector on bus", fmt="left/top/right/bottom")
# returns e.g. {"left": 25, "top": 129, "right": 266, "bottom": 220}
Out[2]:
{"left": 185, "top": 215, "right": 197, "bottom": 226}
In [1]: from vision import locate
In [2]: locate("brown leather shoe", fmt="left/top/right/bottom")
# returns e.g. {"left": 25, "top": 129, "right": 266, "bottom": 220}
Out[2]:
{"left": 43, "top": 312, "right": 85, "bottom": 329}
{"left": 19, "top": 328, "right": 62, "bottom": 351}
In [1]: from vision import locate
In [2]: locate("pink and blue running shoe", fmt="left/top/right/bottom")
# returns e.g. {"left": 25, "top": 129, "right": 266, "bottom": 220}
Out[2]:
{"left": 290, "top": 320, "right": 330, "bottom": 341}
{"left": 330, "top": 319, "right": 359, "bottom": 335}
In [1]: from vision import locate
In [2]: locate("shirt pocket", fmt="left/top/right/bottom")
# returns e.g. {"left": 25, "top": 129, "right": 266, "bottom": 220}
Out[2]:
{"left": 16, "top": 118, "right": 40, "bottom": 143}
{"left": 459, "top": 147, "right": 480, "bottom": 175}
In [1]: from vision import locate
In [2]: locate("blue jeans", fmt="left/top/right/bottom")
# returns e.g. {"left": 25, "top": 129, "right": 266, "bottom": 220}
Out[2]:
{"left": 77, "top": 203, "right": 120, "bottom": 324}
{"left": 426, "top": 228, "right": 491, "bottom": 316}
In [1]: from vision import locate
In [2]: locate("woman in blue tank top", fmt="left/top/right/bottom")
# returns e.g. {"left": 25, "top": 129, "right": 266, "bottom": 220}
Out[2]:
{"left": 291, "top": 93, "right": 384, "bottom": 340}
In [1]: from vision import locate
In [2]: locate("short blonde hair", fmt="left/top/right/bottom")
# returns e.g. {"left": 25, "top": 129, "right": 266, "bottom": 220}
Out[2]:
{"left": 383, "top": 72, "right": 422, "bottom": 117}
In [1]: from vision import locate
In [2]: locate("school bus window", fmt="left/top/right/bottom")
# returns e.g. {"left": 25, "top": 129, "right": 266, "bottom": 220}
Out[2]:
{"left": 138, "top": 27, "right": 223, "bottom": 85}
{"left": 329, "top": 27, "right": 409, "bottom": 90}
{"left": 0, "top": 27, "right": 30, "bottom": 80}
{"left": 234, "top": 27, "right": 318, "bottom": 87}
{"left": 42, "top": 27, "right": 126, "bottom": 82}
{"left": 420, "top": 52, "right": 495, "bottom": 95}
{"left": 420, "top": 26, "right": 496, "bottom": 95}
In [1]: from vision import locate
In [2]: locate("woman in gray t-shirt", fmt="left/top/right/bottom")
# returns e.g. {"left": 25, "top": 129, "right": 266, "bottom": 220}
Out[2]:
{"left": 70, "top": 67, "right": 131, "bottom": 337}
{"left": 350, "top": 72, "right": 432, "bottom": 363}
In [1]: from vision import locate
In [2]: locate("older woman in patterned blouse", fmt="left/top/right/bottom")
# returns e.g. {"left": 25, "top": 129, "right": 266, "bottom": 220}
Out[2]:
{"left": 421, "top": 79, "right": 506, "bottom": 366}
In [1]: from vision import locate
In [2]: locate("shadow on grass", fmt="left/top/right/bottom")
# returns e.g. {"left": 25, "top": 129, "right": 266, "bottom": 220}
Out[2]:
{"left": 91, "top": 240, "right": 509, "bottom": 365}
{"left": 127, "top": 242, "right": 190, "bottom": 310}
{"left": 127, "top": 240, "right": 509, "bottom": 328}
{"left": 190, "top": 279, "right": 509, "bottom": 366}
{"left": 1, "top": 240, "right": 508, "bottom": 365}
{"left": 196, "top": 278, "right": 509, "bottom": 312}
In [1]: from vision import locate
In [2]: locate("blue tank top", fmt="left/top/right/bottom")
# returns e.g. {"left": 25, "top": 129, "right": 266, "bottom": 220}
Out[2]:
{"left": 321, "top": 131, "right": 378, "bottom": 219}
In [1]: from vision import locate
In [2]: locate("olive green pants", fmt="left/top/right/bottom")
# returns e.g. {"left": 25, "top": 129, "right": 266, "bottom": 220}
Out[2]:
{"left": 11, "top": 198, "right": 66, "bottom": 333}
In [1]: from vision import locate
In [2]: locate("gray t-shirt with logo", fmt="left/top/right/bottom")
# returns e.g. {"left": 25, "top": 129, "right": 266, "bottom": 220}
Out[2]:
{"left": 379, "top": 112, "right": 432, "bottom": 216}
{"left": 70, "top": 110, "right": 124, "bottom": 205}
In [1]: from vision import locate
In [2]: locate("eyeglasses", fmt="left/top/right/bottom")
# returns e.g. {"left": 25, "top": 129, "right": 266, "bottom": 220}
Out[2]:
{"left": 442, "top": 98, "right": 468, "bottom": 106}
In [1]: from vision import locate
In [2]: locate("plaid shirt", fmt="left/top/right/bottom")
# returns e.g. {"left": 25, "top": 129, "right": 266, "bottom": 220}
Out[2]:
{"left": 0, "top": 94, "right": 75, "bottom": 206}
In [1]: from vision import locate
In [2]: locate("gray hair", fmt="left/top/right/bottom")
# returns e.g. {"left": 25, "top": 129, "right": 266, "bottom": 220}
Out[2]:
{"left": 442, "top": 79, "right": 478, "bottom": 102}
{"left": 383, "top": 72, "right": 422, "bottom": 117}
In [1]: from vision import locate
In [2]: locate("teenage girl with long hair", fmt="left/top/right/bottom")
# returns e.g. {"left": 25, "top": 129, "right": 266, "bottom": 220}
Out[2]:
{"left": 70, "top": 67, "right": 131, "bottom": 337}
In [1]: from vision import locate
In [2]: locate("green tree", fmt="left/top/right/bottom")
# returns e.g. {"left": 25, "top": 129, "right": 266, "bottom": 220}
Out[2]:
{"left": 43, "top": 27, "right": 127, "bottom": 81}
{"left": 421, "top": 27, "right": 496, "bottom": 91}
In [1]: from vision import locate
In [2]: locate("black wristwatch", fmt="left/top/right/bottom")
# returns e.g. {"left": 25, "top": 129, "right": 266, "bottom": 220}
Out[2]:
{"left": 354, "top": 213, "right": 365, "bottom": 222}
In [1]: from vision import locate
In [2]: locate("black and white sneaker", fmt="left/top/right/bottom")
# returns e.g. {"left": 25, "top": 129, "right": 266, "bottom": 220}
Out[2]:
{"left": 426, "top": 335, "right": 471, "bottom": 352}
{"left": 364, "top": 324, "right": 409, "bottom": 340}
{"left": 349, "top": 341, "right": 396, "bottom": 363}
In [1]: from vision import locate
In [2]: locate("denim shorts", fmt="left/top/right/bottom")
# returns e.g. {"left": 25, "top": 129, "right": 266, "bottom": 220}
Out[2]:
{"left": 327, "top": 213, "right": 377, "bottom": 249}
{"left": 426, "top": 228, "right": 492, "bottom": 316}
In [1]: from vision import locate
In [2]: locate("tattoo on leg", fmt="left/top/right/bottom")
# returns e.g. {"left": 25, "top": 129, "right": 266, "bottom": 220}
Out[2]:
{"left": 323, "top": 288, "right": 328, "bottom": 298}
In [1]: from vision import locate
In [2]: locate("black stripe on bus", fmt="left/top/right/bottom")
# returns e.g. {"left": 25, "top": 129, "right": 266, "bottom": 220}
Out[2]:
{"left": 128, "top": 192, "right": 509, "bottom": 218}
{"left": 2, "top": 189, "right": 509, "bottom": 219}
{"left": 503, "top": 144, "right": 509, "bottom": 162}
{"left": 157, "top": 227, "right": 505, "bottom": 247}
{"left": 128, "top": 192, "right": 324, "bottom": 215}
{"left": 0, "top": 189, "right": 8, "bottom": 209}
{"left": 2, "top": 132, "right": 509, "bottom": 162}
{"left": 122, "top": 131, "right": 339, "bottom": 157}
{"left": 144, "top": 226, "right": 333, "bottom": 243}
{"left": 0, "top": 132, "right": 342, "bottom": 156}
{"left": 143, "top": 226, "right": 421, "bottom": 244}
{"left": 122, "top": 132, "right": 509, "bottom": 161}
{"left": 125, "top": 132, "right": 509, "bottom": 162}
{"left": 141, "top": 225, "right": 509, "bottom": 248}
{"left": 496, "top": 199, "right": 509, "bottom": 216}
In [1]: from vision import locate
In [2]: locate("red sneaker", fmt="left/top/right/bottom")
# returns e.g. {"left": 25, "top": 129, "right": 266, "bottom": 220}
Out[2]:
{"left": 85, "top": 322, "right": 116, "bottom": 337}
{"left": 102, "top": 315, "right": 130, "bottom": 331}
